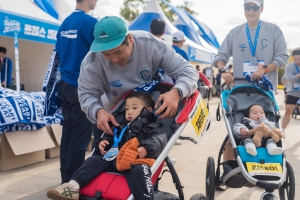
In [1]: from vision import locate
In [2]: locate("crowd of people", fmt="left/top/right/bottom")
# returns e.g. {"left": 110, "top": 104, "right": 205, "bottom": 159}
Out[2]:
{"left": 1, "top": 0, "right": 297, "bottom": 199}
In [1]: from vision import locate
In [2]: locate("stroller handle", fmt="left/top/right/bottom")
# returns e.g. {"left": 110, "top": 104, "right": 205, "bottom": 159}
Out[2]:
{"left": 220, "top": 78, "right": 249, "bottom": 91}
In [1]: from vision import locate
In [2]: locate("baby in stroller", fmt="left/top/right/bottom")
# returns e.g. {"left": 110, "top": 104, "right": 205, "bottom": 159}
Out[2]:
{"left": 233, "top": 104, "right": 283, "bottom": 156}
{"left": 47, "top": 91, "right": 167, "bottom": 200}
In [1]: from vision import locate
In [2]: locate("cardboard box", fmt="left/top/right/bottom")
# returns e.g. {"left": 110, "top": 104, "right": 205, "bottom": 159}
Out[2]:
{"left": 45, "top": 124, "right": 62, "bottom": 159}
{"left": 0, "top": 127, "right": 56, "bottom": 171}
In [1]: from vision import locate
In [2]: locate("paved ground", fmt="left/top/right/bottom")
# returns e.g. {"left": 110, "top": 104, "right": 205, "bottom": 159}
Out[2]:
{"left": 0, "top": 89, "right": 299, "bottom": 200}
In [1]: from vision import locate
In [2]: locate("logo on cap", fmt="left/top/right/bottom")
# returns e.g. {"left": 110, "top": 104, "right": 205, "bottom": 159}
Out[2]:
{"left": 99, "top": 31, "right": 108, "bottom": 38}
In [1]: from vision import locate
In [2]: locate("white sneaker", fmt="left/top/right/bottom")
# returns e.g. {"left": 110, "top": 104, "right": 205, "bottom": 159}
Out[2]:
{"left": 216, "top": 182, "right": 227, "bottom": 190}
{"left": 164, "top": 156, "right": 176, "bottom": 166}
{"left": 175, "top": 139, "right": 181, "bottom": 145}
{"left": 169, "top": 157, "right": 176, "bottom": 164}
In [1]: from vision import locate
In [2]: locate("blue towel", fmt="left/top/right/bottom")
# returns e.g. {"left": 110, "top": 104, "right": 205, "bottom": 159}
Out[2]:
{"left": 244, "top": 72, "right": 274, "bottom": 91}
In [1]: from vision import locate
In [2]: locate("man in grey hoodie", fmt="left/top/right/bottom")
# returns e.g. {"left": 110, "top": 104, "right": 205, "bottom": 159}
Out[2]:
{"left": 213, "top": 0, "right": 289, "bottom": 88}
{"left": 212, "top": 0, "right": 289, "bottom": 190}
{"left": 78, "top": 16, "right": 198, "bottom": 136}
{"left": 281, "top": 49, "right": 300, "bottom": 132}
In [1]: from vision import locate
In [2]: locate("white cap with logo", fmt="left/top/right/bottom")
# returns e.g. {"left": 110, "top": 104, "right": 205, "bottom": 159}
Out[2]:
{"left": 244, "top": 0, "right": 264, "bottom": 6}
{"left": 172, "top": 31, "right": 186, "bottom": 42}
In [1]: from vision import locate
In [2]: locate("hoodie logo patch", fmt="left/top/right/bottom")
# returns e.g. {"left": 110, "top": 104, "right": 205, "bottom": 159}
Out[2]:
{"left": 239, "top": 44, "right": 247, "bottom": 48}
{"left": 140, "top": 70, "right": 151, "bottom": 80}
{"left": 109, "top": 79, "right": 122, "bottom": 87}
{"left": 261, "top": 39, "right": 268, "bottom": 48}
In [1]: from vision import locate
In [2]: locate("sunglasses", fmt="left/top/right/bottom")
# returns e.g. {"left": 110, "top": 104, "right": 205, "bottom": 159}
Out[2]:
{"left": 244, "top": 4, "right": 261, "bottom": 11}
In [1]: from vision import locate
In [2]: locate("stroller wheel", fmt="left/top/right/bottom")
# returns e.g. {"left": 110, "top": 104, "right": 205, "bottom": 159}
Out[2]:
{"left": 165, "top": 157, "right": 184, "bottom": 200}
{"left": 190, "top": 193, "right": 207, "bottom": 200}
{"left": 279, "top": 161, "right": 295, "bottom": 200}
{"left": 205, "top": 157, "right": 215, "bottom": 200}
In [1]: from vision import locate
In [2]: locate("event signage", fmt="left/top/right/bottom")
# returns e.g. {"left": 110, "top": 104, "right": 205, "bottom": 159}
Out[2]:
{"left": 0, "top": 10, "right": 59, "bottom": 44}
{"left": 189, "top": 46, "right": 214, "bottom": 64}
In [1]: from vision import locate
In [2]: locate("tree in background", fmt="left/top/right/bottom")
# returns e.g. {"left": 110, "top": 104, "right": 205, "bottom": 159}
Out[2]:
{"left": 120, "top": 0, "right": 198, "bottom": 23}
{"left": 177, "top": 1, "right": 197, "bottom": 16}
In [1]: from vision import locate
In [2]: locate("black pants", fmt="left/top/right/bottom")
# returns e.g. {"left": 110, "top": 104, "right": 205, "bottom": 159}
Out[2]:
{"left": 71, "top": 155, "right": 154, "bottom": 200}
{"left": 92, "top": 124, "right": 103, "bottom": 149}
{"left": 58, "top": 81, "right": 93, "bottom": 183}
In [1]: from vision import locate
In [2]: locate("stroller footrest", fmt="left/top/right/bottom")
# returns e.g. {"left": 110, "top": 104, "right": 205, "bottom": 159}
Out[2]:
{"left": 237, "top": 146, "right": 282, "bottom": 164}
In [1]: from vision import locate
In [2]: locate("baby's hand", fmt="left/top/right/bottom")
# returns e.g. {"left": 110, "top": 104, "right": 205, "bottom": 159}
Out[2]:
{"left": 137, "top": 146, "right": 147, "bottom": 158}
{"left": 240, "top": 128, "right": 249, "bottom": 138}
{"left": 99, "top": 140, "right": 109, "bottom": 155}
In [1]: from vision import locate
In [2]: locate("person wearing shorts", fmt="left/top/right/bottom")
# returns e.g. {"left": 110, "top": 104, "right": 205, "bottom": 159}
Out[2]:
{"left": 281, "top": 49, "right": 300, "bottom": 133}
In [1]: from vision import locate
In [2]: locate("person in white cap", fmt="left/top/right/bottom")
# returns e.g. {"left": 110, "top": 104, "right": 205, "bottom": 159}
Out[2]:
{"left": 172, "top": 31, "right": 189, "bottom": 61}
{"left": 213, "top": 0, "right": 289, "bottom": 190}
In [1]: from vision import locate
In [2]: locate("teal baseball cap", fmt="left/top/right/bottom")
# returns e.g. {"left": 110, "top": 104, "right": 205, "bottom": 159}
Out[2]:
{"left": 90, "top": 16, "right": 128, "bottom": 52}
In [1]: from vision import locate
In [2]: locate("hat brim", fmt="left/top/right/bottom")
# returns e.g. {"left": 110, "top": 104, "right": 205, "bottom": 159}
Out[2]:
{"left": 244, "top": 0, "right": 262, "bottom": 6}
{"left": 90, "top": 36, "right": 126, "bottom": 52}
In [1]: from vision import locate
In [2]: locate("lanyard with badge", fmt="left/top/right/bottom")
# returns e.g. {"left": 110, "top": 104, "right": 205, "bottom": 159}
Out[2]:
{"left": 294, "top": 64, "right": 300, "bottom": 91}
{"left": 103, "top": 126, "right": 128, "bottom": 161}
{"left": 243, "top": 21, "right": 264, "bottom": 76}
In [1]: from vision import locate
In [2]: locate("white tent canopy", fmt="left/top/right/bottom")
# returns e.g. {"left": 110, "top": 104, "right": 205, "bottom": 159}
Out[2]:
{"left": 129, "top": 0, "right": 215, "bottom": 64}
{"left": 0, "top": 0, "right": 60, "bottom": 92}
{"left": 52, "top": 0, "right": 74, "bottom": 22}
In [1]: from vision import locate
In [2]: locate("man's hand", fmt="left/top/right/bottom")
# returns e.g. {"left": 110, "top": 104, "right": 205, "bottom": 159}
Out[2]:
{"left": 221, "top": 72, "right": 234, "bottom": 85}
{"left": 155, "top": 88, "right": 180, "bottom": 118}
{"left": 240, "top": 128, "right": 249, "bottom": 138}
{"left": 96, "top": 109, "right": 119, "bottom": 135}
{"left": 251, "top": 66, "right": 265, "bottom": 81}
{"left": 99, "top": 140, "right": 109, "bottom": 155}
{"left": 137, "top": 146, "right": 147, "bottom": 158}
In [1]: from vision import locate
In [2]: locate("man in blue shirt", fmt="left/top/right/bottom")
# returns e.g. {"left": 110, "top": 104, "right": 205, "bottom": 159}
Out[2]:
{"left": 55, "top": 0, "right": 98, "bottom": 184}
{"left": 172, "top": 31, "right": 189, "bottom": 61}
{"left": 0, "top": 47, "right": 13, "bottom": 88}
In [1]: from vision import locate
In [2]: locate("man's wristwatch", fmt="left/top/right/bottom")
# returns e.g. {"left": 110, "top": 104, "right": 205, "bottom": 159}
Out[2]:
{"left": 173, "top": 88, "right": 183, "bottom": 98}
{"left": 219, "top": 68, "right": 226, "bottom": 75}
{"left": 263, "top": 65, "right": 269, "bottom": 73}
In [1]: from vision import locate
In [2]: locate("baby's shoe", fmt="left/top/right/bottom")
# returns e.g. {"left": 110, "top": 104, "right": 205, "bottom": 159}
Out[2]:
{"left": 266, "top": 139, "right": 283, "bottom": 155}
{"left": 47, "top": 183, "right": 79, "bottom": 200}
{"left": 244, "top": 138, "right": 257, "bottom": 156}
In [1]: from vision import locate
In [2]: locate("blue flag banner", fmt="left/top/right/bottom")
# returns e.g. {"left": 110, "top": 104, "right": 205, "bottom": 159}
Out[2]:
{"left": 34, "top": 0, "right": 59, "bottom": 20}
{"left": 187, "top": 13, "right": 220, "bottom": 49}
{"left": 42, "top": 48, "right": 62, "bottom": 118}
{"left": 161, "top": 0, "right": 220, "bottom": 49}
{"left": 0, "top": 9, "right": 59, "bottom": 44}
{"left": 0, "top": 88, "right": 62, "bottom": 135}
{"left": 161, "top": 0, "right": 201, "bottom": 45}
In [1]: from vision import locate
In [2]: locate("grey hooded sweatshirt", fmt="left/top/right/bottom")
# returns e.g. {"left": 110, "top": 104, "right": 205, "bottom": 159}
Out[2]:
{"left": 78, "top": 31, "right": 198, "bottom": 124}
{"left": 213, "top": 20, "right": 289, "bottom": 87}
{"left": 284, "top": 62, "right": 300, "bottom": 98}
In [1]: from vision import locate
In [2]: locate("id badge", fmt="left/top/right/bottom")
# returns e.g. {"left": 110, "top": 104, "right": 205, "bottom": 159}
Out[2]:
{"left": 243, "top": 60, "right": 264, "bottom": 76}
{"left": 294, "top": 82, "right": 300, "bottom": 91}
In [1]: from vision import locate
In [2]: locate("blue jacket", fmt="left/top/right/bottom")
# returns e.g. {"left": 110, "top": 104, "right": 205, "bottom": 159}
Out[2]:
{"left": 1, "top": 57, "right": 13, "bottom": 87}
{"left": 172, "top": 45, "right": 189, "bottom": 61}
{"left": 56, "top": 10, "right": 97, "bottom": 86}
